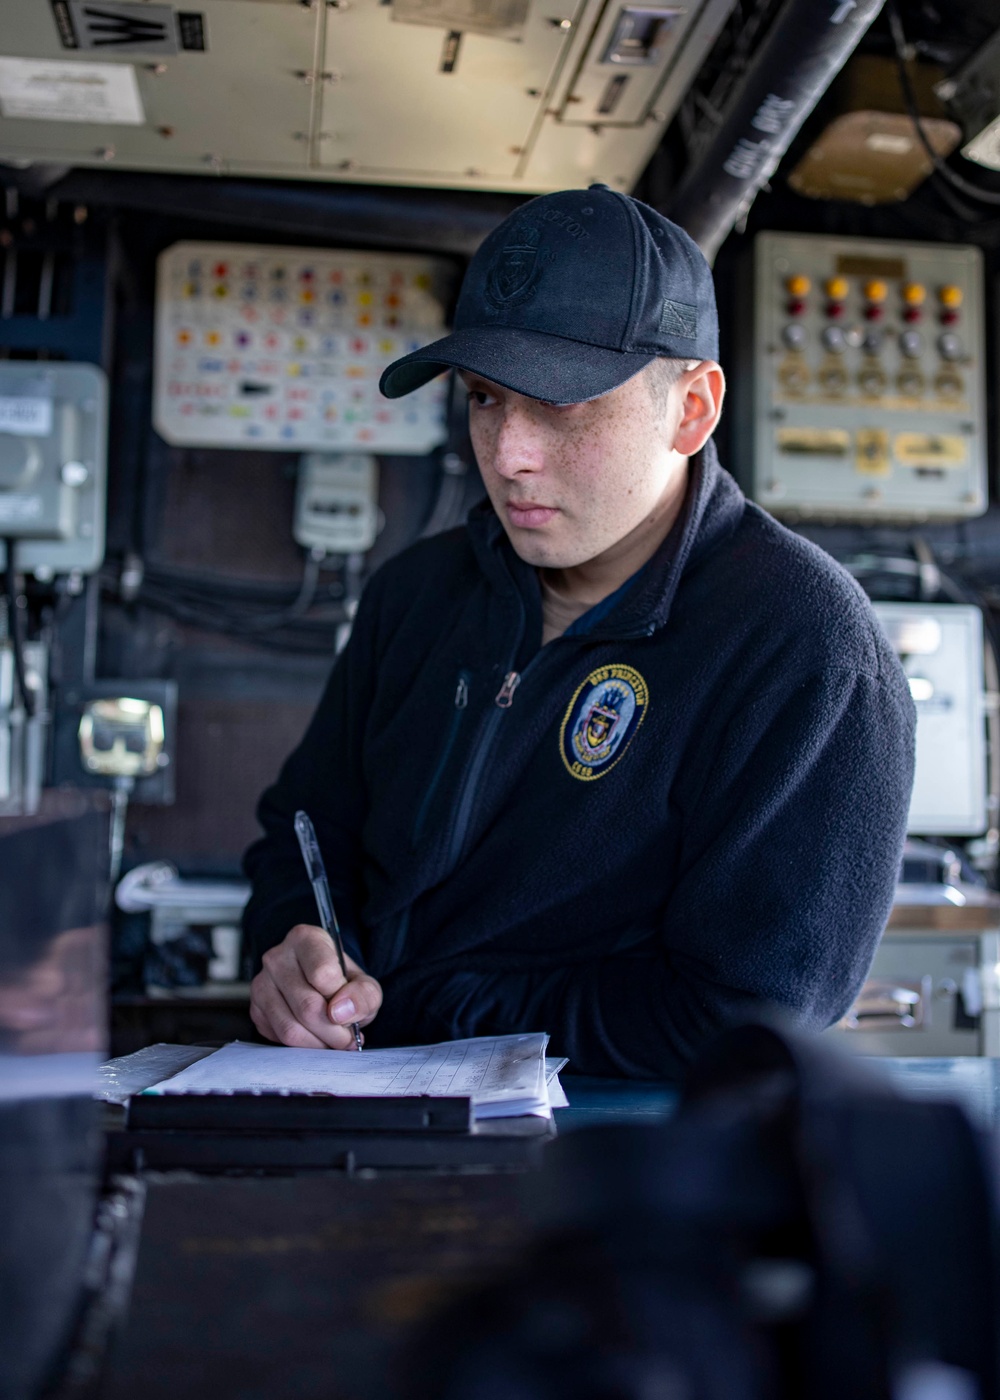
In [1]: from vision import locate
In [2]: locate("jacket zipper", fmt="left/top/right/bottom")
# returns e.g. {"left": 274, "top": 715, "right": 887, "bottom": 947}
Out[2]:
{"left": 444, "top": 607, "right": 530, "bottom": 875}
{"left": 412, "top": 669, "right": 470, "bottom": 846}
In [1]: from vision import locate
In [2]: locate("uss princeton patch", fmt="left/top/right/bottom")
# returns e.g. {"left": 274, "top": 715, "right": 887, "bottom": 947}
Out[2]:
{"left": 560, "top": 664, "right": 648, "bottom": 781}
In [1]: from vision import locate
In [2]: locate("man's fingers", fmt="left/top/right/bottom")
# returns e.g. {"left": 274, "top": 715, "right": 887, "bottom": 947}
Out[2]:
{"left": 289, "top": 924, "right": 351, "bottom": 1000}
{"left": 251, "top": 971, "right": 335, "bottom": 1049}
{"left": 250, "top": 967, "right": 370, "bottom": 1050}
{"left": 329, "top": 973, "right": 383, "bottom": 1028}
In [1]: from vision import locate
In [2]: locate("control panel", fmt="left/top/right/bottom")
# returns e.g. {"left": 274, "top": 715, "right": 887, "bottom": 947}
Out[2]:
{"left": 153, "top": 242, "right": 455, "bottom": 454}
{"left": 746, "top": 233, "right": 986, "bottom": 523}
{"left": 0, "top": 362, "right": 108, "bottom": 574}
{"left": 873, "top": 602, "right": 987, "bottom": 836}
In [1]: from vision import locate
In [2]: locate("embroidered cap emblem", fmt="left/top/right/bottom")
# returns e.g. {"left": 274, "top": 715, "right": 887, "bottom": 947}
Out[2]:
{"left": 485, "top": 224, "right": 547, "bottom": 310}
{"left": 560, "top": 664, "right": 649, "bottom": 781}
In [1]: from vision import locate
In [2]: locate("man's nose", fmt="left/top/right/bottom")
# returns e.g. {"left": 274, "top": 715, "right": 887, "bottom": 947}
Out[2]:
{"left": 492, "top": 405, "right": 545, "bottom": 479}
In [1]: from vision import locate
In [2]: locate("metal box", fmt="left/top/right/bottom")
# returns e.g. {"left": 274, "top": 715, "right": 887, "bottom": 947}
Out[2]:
{"left": 742, "top": 232, "right": 987, "bottom": 523}
{"left": 0, "top": 361, "right": 108, "bottom": 575}
{"left": 873, "top": 603, "right": 987, "bottom": 837}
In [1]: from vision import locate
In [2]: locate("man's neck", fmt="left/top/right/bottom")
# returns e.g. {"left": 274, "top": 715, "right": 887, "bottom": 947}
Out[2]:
{"left": 540, "top": 459, "right": 690, "bottom": 609}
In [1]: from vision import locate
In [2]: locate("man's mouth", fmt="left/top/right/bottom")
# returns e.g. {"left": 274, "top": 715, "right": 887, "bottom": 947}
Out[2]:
{"left": 506, "top": 501, "right": 559, "bottom": 529}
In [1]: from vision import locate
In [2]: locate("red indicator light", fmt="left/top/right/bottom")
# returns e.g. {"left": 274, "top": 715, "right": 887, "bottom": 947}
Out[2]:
{"left": 863, "top": 304, "right": 884, "bottom": 322}
{"left": 787, "top": 299, "right": 806, "bottom": 316}
{"left": 825, "top": 302, "right": 844, "bottom": 319}
{"left": 940, "top": 308, "right": 960, "bottom": 326}
{"left": 902, "top": 307, "right": 922, "bottom": 323}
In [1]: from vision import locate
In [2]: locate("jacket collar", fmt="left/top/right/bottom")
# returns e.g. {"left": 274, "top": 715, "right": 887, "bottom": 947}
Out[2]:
{"left": 466, "top": 437, "right": 746, "bottom": 641}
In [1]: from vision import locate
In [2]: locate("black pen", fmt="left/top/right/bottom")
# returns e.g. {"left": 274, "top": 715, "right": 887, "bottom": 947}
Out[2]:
{"left": 293, "top": 810, "right": 363, "bottom": 1052}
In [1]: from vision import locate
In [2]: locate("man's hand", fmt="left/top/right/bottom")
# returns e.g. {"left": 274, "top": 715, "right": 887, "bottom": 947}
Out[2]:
{"left": 250, "top": 924, "right": 382, "bottom": 1050}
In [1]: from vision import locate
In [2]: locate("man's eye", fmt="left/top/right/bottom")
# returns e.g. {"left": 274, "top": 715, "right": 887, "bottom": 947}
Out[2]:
{"left": 467, "top": 389, "right": 497, "bottom": 407}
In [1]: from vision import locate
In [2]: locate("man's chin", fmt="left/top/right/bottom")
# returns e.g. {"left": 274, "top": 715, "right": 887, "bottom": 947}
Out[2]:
{"left": 504, "top": 529, "right": 582, "bottom": 570}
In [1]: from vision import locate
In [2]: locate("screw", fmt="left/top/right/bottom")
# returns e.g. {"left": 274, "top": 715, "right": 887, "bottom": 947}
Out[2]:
{"left": 337, "top": 159, "right": 357, "bottom": 171}
{"left": 526, "top": 87, "right": 541, "bottom": 97}
{"left": 73, "top": 204, "right": 88, "bottom": 224}
{"left": 510, "top": 146, "right": 523, "bottom": 155}
{"left": 96, "top": 146, "right": 115, "bottom": 161}
{"left": 650, "top": 109, "right": 666, "bottom": 121}
{"left": 548, "top": 16, "right": 573, "bottom": 27}
{"left": 157, "top": 125, "right": 174, "bottom": 138}
{"left": 146, "top": 62, "right": 167, "bottom": 74}
{"left": 466, "top": 168, "right": 483, "bottom": 177}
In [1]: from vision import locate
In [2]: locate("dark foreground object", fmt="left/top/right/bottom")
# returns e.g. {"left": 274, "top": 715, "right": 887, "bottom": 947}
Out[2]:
{"left": 404, "top": 1025, "right": 1000, "bottom": 1400}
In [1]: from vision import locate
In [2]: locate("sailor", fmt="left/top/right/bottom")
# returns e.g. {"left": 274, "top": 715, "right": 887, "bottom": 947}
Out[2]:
{"left": 243, "top": 185, "right": 915, "bottom": 1077}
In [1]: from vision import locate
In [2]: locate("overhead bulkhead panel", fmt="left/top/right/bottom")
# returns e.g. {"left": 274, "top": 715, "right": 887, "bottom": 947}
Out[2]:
{"left": 0, "top": 0, "right": 737, "bottom": 192}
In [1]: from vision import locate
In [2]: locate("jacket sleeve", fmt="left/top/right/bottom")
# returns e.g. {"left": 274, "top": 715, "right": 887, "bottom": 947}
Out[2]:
{"left": 241, "top": 577, "right": 385, "bottom": 973}
{"left": 370, "top": 660, "right": 916, "bottom": 1078}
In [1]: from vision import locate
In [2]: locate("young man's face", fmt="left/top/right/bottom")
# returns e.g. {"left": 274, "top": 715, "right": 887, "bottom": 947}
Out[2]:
{"left": 462, "top": 363, "right": 705, "bottom": 571}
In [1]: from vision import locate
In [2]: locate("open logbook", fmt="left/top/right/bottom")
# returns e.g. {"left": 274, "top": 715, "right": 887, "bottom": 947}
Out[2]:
{"left": 143, "top": 1033, "right": 568, "bottom": 1120}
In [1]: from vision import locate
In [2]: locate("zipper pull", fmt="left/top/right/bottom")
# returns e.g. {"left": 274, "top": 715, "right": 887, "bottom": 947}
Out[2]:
{"left": 455, "top": 675, "right": 469, "bottom": 709}
{"left": 495, "top": 671, "right": 521, "bottom": 708}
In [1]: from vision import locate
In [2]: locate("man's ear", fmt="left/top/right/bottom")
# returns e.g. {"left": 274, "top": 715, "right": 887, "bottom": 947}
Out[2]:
{"left": 672, "top": 362, "right": 725, "bottom": 457}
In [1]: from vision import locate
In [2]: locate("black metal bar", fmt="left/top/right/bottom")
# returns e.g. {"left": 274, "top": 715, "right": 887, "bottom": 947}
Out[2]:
{"left": 30, "top": 170, "right": 525, "bottom": 257}
{"left": 126, "top": 1092, "right": 473, "bottom": 1134}
{"left": 666, "top": 0, "right": 886, "bottom": 262}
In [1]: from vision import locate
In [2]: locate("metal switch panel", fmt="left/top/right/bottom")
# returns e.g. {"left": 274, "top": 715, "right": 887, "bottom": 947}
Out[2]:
{"left": 743, "top": 232, "right": 987, "bottom": 523}
{"left": 0, "top": 363, "right": 108, "bottom": 577}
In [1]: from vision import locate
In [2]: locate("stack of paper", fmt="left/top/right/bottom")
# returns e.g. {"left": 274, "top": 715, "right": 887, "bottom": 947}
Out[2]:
{"left": 144, "top": 1033, "right": 567, "bottom": 1120}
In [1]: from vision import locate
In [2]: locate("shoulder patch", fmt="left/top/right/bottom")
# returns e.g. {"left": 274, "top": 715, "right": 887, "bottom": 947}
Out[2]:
{"left": 560, "top": 663, "right": 649, "bottom": 781}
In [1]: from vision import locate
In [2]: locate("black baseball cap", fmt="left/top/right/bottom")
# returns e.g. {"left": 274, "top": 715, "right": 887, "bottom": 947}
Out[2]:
{"left": 379, "top": 184, "right": 719, "bottom": 406}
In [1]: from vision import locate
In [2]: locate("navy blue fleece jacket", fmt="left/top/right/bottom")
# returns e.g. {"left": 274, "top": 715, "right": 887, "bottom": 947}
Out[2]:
{"left": 243, "top": 442, "right": 916, "bottom": 1079}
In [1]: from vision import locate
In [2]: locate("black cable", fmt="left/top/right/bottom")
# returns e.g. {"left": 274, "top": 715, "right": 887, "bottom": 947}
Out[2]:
{"left": 3, "top": 539, "right": 35, "bottom": 718}
{"left": 888, "top": 1, "right": 1000, "bottom": 209}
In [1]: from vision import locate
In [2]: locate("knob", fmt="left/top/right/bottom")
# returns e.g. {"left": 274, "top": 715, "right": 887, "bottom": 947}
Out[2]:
{"left": 781, "top": 322, "right": 807, "bottom": 350}
{"left": 937, "top": 331, "right": 963, "bottom": 361}
{"left": 900, "top": 329, "right": 924, "bottom": 359}
{"left": 821, "top": 325, "right": 846, "bottom": 353}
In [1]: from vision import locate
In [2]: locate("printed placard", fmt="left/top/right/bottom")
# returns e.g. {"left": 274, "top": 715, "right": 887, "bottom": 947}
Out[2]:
{"left": 0, "top": 56, "right": 145, "bottom": 124}
{"left": 153, "top": 241, "right": 455, "bottom": 453}
{"left": 0, "top": 396, "right": 54, "bottom": 436}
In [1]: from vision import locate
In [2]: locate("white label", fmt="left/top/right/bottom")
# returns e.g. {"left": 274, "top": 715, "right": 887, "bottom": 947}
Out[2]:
{"left": 0, "top": 396, "right": 52, "bottom": 436}
{"left": 0, "top": 495, "right": 43, "bottom": 522}
{"left": 0, "top": 57, "right": 145, "bottom": 125}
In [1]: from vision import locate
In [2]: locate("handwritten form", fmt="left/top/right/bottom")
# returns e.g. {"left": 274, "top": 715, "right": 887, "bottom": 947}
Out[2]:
{"left": 144, "top": 1033, "right": 555, "bottom": 1119}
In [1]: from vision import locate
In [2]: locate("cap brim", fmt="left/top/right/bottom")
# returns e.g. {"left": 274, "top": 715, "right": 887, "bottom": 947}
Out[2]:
{"left": 379, "top": 326, "right": 655, "bottom": 406}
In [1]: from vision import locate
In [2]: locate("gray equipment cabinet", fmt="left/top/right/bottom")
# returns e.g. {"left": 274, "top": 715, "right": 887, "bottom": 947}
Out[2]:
{"left": 833, "top": 892, "right": 1000, "bottom": 1057}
